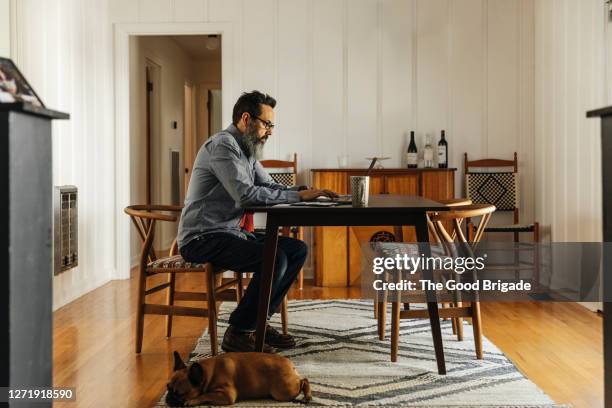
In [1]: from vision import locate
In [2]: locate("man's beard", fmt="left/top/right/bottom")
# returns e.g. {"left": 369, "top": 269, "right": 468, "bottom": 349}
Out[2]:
{"left": 242, "top": 121, "right": 267, "bottom": 160}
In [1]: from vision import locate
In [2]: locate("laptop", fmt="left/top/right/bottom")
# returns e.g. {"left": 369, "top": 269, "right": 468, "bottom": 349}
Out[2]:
{"left": 316, "top": 194, "right": 352, "bottom": 204}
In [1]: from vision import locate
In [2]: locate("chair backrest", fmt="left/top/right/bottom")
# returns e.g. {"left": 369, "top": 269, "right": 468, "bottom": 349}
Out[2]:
{"left": 464, "top": 152, "right": 519, "bottom": 214}
{"left": 427, "top": 199, "right": 472, "bottom": 243}
{"left": 260, "top": 153, "right": 298, "bottom": 187}
{"left": 124, "top": 205, "right": 183, "bottom": 265}
{"left": 429, "top": 204, "right": 496, "bottom": 257}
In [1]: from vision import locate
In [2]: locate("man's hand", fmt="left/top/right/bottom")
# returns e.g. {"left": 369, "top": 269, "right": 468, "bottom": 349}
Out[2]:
{"left": 298, "top": 189, "right": 339, "bottom": 201}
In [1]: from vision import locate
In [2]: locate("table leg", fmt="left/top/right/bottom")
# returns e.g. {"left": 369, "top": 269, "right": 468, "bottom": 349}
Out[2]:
{"left": 255, "top": 219, "right": 280, "bottom": 352}
{"left": 415, "top": 215, "right": 446, "bottom": 375}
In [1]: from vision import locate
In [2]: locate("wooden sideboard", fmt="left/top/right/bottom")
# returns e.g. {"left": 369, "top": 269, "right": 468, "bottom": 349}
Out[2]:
{"left": 311, "top": 168, "right": 456, "bottom": 287}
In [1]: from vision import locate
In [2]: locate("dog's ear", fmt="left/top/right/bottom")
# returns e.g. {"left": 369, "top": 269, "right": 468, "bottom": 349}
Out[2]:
{"left": 188, "top": 362, "right": 204, "bottom": 387}
{"left": 173, "top": 351, "right": 186, "bottom": 371}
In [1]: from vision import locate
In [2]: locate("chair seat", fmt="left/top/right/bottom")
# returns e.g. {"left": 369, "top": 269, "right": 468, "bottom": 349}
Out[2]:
{"left": 147, "top": 255, "right": 206, "bottom": 272}
{"left": 477, "top": 223, "right": 535, "bottom": 233}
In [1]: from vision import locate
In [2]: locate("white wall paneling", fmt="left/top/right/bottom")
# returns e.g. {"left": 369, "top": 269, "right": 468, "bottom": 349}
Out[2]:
{"left": 487, "top": 0, "right": 519, "bottom": 158}
{"left": 11, "top": 0, "right": 546, "bottom": 306}
{"left": 449, "top": 0, "right": 484, "bottom": 193}
{"left": 417, "top": 0, "right": 450, "bottom": 156}
{"left": 138, "top": 0, "right": 173, "bottom": 23}
{"left": 277, "top": 0, "right": 313, "bottom": 179}
{"left": 174, "top": 0, "right": 208, "bottom": 22}
{"left": 535, "top": 0, "right": 605, "bottom": 244}
{"left": 109, "top": 0, "right": 536, "bottom": 277}
{"left": 242, "top": 0, "right": 278, "bottom": 158}
{"left": 347, "top": 0, "right": 379, "bottom": 168}
{"left": 109, "top": 0, "right": 139, "bottom": 23}
{"left": 380, "top": 0, "right": 414, "bottom": 167}
{"left": 519, "top": 0, "right": 535, "bottom": 225}
{"left": 10, "top": 0, "right": 115, "bottom": 310}
{"left": 311, "top": 0, "right": 345, "bottom": 169}
{"left": 534, "top": 0, "right": 604, "bottom": 311}
{"left": 0, "top": 0, "right": 10, "bottom": 57}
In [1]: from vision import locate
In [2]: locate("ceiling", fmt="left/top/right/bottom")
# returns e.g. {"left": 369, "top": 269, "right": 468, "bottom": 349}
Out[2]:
{"left": 169, "top": 35, "right": 221, "bottom": 62}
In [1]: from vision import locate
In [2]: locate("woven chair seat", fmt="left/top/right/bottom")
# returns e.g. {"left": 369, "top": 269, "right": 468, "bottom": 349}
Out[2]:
{"left": 147, "top": 255, "right": 206, "bottom": 271}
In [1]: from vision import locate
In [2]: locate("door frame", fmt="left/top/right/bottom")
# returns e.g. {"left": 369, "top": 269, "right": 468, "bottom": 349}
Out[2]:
{"left": 145, "top": 59, "right": 162, "bottom": 205}
{"left": 183, "top": 81, "right": 197, "bottom": 203}
{"left": 114, "top": 22, "right": 233, "bottom": 279}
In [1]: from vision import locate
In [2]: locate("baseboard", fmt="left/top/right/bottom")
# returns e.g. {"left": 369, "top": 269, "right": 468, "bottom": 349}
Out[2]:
{"left": 53, "top": 274, "right": 112, "bottom": 311}
{"left": 579, "top": 302, "right": 603, "bottom": 313}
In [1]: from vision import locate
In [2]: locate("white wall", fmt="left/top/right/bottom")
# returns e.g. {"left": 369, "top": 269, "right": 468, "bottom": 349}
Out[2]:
{"left": 534, "top": 0, "right": 606, "bottom": 312}
{"left": 0, "top": 0, "right": 10, "bottom": 57}
{"left": 129, "top": 35, "right": 198, "bottom": 262}
{"left": 534, "top": 0, "right": 605, "bottom": 243}
{"left": 7, "top": 0, "right": 541, "bottom": 308}
{"left": 110, "top": 0, "right": 536, "bottom": 277}
{"left": 9, "top": 0, "right": 115, "bottom": 310}
{"left": 110, "top": 0, "right": 535, "bottom": 201}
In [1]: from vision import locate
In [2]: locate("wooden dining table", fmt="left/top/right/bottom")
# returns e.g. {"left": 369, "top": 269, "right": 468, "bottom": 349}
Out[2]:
{"left": 246, "top": 194, "right": 450, "bottom": 375}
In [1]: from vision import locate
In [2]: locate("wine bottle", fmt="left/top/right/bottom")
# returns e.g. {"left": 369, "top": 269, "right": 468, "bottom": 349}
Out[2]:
{"left": 406, "top": 131, "right": 418, "bottom": 168}
{"left": 438, "top": 130, "right": 448, "bottom": 168}
{"left": 424, "top": 134, "right": 434, "bottom": 168}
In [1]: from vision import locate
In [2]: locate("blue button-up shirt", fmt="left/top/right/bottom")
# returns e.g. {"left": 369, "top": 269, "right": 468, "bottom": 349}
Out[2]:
{"left": 177, "top": 124, "right": 301, "bottom": 249}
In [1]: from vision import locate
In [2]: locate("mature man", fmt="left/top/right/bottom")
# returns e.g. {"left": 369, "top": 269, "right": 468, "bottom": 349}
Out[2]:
{"left": 178, "top": 90, "right": 336, "bottom": 352}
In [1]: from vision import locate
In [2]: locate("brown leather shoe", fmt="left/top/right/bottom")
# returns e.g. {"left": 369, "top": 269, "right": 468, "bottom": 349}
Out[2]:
{"left": 265, "top": 324, "right": 297, "bottom": 349}
{"left": 221, "top": 326, "right": 275, "bottom": 353}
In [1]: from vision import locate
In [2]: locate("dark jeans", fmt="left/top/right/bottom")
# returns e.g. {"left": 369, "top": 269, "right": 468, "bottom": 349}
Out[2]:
{"left": 180, "top": 232, "right": 307, "bottom": 331}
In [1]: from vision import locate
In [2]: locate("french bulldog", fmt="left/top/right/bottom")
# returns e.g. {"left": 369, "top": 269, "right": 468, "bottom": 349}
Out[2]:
{"left": 166, "top": 351, "right": 312, "bottom": 406}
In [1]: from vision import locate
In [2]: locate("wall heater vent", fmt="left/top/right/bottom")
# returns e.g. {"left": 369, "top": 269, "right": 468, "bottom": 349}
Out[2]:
{"left": 54, "top": 186, "right": 78, "bottom": 275}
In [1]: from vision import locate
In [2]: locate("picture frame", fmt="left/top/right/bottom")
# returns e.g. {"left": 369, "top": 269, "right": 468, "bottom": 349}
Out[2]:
{"left": 0, "top": 57, "right": 45, "bottom": 108}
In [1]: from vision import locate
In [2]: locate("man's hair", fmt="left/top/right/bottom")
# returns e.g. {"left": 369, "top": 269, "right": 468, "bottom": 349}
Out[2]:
{"left": 232, "top": 90, "right": 277, "bottom": 125}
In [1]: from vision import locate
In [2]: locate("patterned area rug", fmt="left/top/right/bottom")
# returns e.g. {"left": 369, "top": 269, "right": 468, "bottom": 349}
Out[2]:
{"left": 157, "top": 300, "right": 565, "bottom": 407}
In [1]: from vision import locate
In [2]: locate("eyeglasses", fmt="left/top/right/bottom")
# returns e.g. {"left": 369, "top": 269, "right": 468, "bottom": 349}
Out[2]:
{"left": 252, "top": 115, "right": 275, "bottom": 130}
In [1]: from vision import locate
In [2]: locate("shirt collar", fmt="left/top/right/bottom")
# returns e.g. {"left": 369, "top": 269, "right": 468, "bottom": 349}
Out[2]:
{"left": 226, "top": 123, "right": 250, "bottom": 158}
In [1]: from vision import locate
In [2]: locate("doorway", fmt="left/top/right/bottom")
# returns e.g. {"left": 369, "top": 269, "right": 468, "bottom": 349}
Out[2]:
{"left": 129, "top": 33, "right": 224, "bottom": 258}
{"left": 115, "top": 22, "right": 233, "bottom": 279}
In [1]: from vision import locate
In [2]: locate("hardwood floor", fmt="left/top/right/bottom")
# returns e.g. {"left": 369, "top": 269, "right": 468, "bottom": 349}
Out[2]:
{"left": 53, "top": 272, "right": 603, "bottom": 408}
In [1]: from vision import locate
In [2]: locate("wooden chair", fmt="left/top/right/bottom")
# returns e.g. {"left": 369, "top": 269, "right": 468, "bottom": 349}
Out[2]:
{"left": 464, "top": 152, "right": 540, "bottom": 287}
{"left": 387, "top": 203, "right": 496, "bottom": 362}
{"left": 260, "top": 153, "right": 305, "bottom": 290}
{"left": 375, "top": 198, "right": 472, "bottom": 339}
{"left": 125, "top": 205, "right": 245, "bottom": 355}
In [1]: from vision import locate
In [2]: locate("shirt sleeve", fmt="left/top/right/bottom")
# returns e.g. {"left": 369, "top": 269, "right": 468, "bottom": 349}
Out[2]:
{"left": 208, "top": 140, "right": 301, "bottom": 206}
